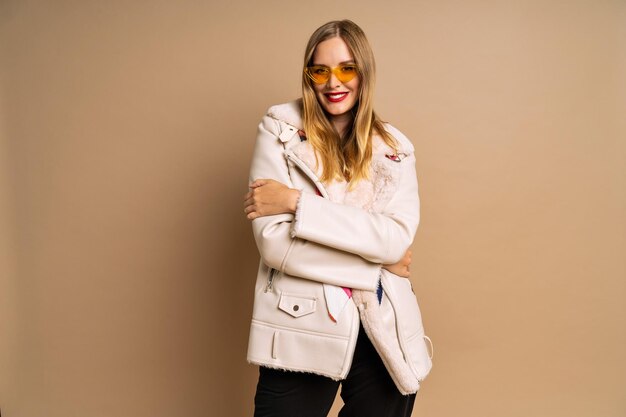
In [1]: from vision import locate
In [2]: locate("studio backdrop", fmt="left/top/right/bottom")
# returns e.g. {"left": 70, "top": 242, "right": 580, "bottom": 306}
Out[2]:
{"left": 1, "top": 1, "right": 624, "bottom": 416}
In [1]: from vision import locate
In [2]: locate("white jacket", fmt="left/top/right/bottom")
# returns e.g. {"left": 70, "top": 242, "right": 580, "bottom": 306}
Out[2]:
{"left": 246, "top": 99, "right": 433, "bottom": 394}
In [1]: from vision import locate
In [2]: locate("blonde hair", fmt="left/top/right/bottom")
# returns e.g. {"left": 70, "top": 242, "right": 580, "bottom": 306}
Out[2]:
{"left": 302, "top": 19, "right": 398, "bottom": 188}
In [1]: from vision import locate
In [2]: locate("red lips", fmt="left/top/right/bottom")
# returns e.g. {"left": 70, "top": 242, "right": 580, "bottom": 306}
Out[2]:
{"left": 324, "top": 92, "right": 349, "bottom": 103}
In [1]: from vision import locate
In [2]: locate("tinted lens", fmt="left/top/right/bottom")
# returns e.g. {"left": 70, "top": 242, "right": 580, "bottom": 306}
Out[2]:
{"left": 336, "top": 65, "right": 357, "bottom": 83}
{"left": 305, "top": 65, "right": 358, "bottom": 84}
{"left": 306, "top": 66, "right": 330, "bottom": 83}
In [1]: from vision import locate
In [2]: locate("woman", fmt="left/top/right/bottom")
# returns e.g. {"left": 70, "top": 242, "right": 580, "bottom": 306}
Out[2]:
{"left": 243, "top": 19, "right": 433, "bottom": 417}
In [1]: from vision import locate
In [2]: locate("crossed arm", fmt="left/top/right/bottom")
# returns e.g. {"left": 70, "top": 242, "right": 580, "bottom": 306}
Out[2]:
{"left": 242, "top": 178, "right": 412, "bottom": 278}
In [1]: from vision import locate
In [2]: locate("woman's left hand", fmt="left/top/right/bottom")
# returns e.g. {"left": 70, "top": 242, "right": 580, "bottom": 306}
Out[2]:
{"left": 244, "top": 179, "right": 301, "bottom": 220}
{"left": 382, "top": 248, "right": 412, "bottom": 277}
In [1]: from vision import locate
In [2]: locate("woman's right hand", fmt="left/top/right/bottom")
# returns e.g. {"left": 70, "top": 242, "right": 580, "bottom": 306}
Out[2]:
{"left": 382, "top": 248, "right": 412, "bottom": 277}
{"left": 243, "top": 179, "right": 301, "bottom": 220}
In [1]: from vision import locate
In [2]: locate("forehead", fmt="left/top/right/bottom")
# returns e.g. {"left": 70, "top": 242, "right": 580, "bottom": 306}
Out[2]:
{"left": 312, "top": 36, "right": 355, "bottom": 66}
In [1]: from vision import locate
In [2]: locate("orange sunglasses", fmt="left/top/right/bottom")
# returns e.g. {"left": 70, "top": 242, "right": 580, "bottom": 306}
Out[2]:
{"left": 304, "top": 64, "right": 359, "bottom": 84}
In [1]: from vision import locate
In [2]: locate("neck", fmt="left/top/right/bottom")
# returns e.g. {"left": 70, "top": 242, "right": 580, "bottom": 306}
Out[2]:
{"left": 330, "top": 112, "right": 354, "bottom": 138}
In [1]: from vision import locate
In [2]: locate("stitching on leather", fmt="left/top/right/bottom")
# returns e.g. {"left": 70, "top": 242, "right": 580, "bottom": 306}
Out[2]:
{"left": 251, "top": 319, "right": 350, "bottom": 340}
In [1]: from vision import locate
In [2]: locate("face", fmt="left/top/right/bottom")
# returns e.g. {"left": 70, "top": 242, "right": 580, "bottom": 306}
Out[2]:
{"left": 310, "top": 36, "right": 360, "bottom": 122}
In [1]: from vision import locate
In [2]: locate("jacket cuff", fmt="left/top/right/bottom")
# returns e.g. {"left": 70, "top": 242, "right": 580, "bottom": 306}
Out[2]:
{"left": 290, "top": 189, "right": 305, "bottom": 238}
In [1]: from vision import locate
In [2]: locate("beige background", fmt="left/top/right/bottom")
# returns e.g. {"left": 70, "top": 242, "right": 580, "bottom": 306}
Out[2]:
{"left": 1, "top": 1, "right": 625, "bottom": 416}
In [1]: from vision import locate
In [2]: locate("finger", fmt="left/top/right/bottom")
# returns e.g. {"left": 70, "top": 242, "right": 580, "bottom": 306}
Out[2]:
{"left": 243, "top": 196, "right": 255, "bottom": 208}
{"left": 249, "top": 179, "right": 268, "bottom": 188}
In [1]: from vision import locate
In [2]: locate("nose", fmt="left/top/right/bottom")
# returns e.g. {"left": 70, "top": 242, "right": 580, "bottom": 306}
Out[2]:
{"left": 327, "top": 70, "right": 342, "bottom": 88}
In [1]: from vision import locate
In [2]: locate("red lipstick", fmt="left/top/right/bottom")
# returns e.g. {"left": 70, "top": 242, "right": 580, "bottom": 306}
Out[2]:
{"left": 324, "top": 92, "right": 349, "bottom": 103}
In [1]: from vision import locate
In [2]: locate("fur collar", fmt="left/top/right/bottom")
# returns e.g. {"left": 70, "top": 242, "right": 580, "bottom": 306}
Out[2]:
{"left": 289, "top": 138, "right": 401, "bottom": 212}
{"left": 268, "top": 99, "right": 304, "bottom": 130}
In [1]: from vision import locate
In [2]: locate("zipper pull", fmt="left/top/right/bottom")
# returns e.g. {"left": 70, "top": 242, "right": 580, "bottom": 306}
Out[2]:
{"left": 265, "top": 268, "right": 276, "bottom": 293}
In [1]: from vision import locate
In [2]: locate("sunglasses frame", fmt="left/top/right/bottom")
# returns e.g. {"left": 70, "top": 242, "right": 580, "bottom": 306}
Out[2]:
{"left": 304, "top": 63, "right": 359, "bottom": 84}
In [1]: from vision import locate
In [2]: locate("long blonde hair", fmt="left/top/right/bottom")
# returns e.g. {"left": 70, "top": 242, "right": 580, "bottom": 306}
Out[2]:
{"left": 302, "top": 19, "right": 398, "bottom": 188}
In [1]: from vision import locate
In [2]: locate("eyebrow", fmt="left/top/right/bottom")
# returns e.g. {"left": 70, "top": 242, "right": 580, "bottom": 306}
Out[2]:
{"left": 311, "top": 60, "right": 356, "bottom": 66}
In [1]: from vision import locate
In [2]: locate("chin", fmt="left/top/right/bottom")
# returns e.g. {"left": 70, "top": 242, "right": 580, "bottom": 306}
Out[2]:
{"left": 322, "top": 100, "right": 357, "bottom": 118}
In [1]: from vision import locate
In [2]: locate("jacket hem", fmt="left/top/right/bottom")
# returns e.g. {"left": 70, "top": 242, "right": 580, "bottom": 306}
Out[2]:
{"left": 247, "top": 358, "right": 344, "bottom": 381}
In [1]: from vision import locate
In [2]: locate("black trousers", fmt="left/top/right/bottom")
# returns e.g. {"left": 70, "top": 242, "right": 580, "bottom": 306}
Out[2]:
{"left": 253, "top": 325, "right": 416, "bottom": 417}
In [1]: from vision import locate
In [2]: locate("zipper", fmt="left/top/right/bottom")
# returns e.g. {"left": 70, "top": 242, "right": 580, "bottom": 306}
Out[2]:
{"left": 265, "top": 267, "right": 277, "bottom": 293}
{"left": 285, "top": 152, "right": 328, "bottom": 198}
{"left": 262, "top": 154, "right": 318, "bottom": 295}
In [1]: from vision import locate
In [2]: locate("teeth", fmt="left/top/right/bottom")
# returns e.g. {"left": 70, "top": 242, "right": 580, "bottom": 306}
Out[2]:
{"left": 328, "top": 93, "right": 347, "bottom": 99}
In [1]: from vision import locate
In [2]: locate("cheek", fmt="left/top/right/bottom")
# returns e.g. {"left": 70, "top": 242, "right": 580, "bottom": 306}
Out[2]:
{"left": 314, "top": 87, "right": 327, "bottom": 104}
{"left": 348, "top": 77, "right": 360, "bottom": 94}
{"left": 348, "top": 80, "right": 360, "bottom": 102}
{"left": 313, "top": 85, "right": 325, "bottom": 99}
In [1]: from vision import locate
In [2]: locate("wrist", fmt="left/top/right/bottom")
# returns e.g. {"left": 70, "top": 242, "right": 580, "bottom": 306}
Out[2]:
{"left": 289, "top": 189, "right": 302, "bottom": 214}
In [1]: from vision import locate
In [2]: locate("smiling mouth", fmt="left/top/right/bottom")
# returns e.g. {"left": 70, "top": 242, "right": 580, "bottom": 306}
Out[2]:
{"left": 324, "top": 92, "right": 349, "bottom": 103}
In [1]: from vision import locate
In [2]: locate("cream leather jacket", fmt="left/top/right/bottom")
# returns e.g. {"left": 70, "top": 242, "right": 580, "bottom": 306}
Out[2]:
{"left": 246, "top": 99, "right": 433, "bottom": 394}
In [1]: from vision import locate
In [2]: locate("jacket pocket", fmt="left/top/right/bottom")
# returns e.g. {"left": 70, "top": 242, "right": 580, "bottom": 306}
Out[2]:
{"left": 278, "top": 293, "right": 317, "bottom": 318}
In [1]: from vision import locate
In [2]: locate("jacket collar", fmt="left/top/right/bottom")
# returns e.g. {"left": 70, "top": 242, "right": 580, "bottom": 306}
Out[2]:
{"left": 267, "top": 99, "right": 304, "bottom": 130}
{"left": 265, "top": 98, "right": 415, "bottom": 156}
{"left": 286, "top": 136, "right": 401, "bottom": 212}
{"left": 266, "top": 98, "right": 396, "bottom": 157}
{"left": 266, "top": 99, "right": 409, "bottom": 211}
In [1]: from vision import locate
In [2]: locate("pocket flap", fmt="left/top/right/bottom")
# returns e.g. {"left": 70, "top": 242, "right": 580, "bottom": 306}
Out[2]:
{"left": 278, "top": 293, "right": 316, "bottom": 318}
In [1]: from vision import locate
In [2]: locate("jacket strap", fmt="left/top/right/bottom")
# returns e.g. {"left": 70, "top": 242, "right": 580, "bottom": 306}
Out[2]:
{"left": 278, "top": 122, "right": 299, "bottom": 143}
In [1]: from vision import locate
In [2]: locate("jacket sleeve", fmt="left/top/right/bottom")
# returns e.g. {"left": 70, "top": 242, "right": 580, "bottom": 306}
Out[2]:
{"left": 249, "top": 114, "right": 382, "bottom": 291}
{"left": 290, "top": 151, "right": 420, "bottom": 265}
